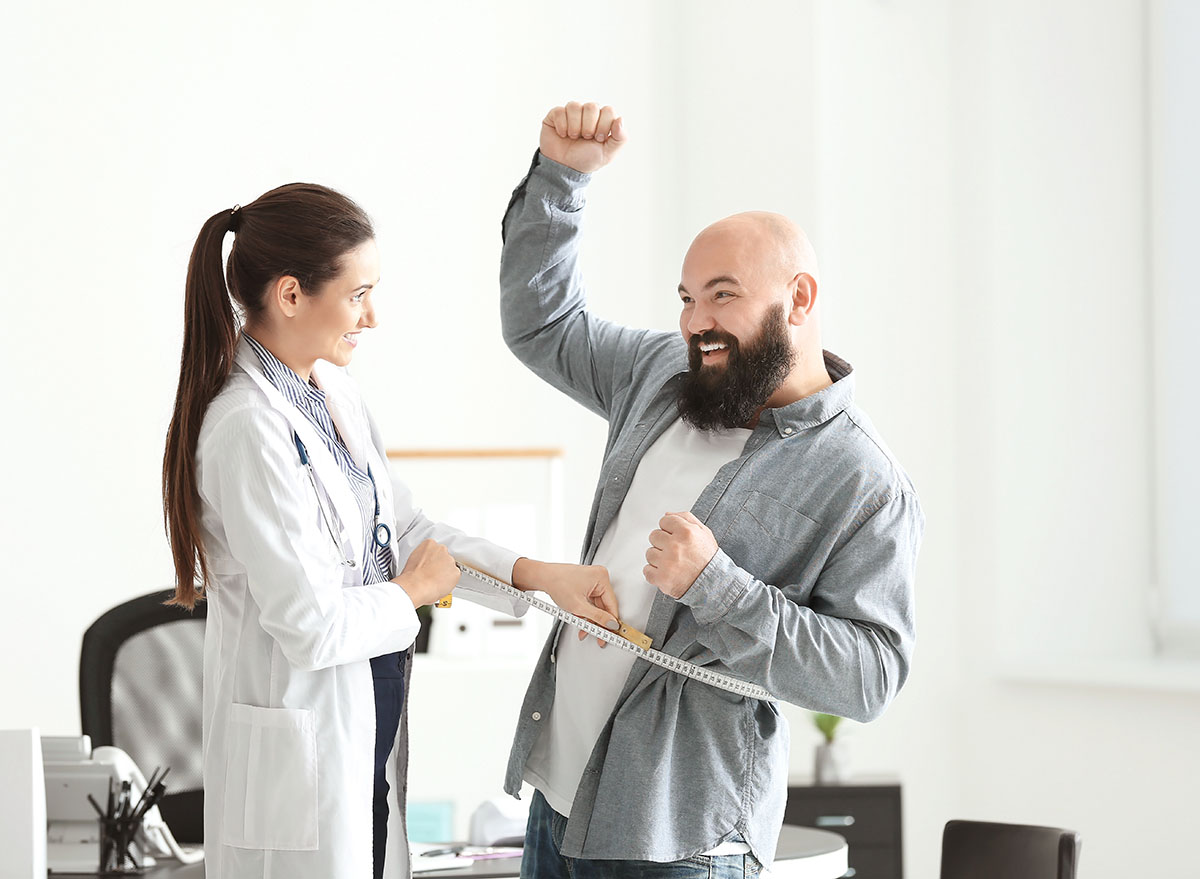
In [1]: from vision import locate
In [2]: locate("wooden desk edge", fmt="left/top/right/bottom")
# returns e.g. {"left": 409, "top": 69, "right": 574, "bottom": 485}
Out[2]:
{"left": 386, "top": 448, "right": 564, "bottom": 460}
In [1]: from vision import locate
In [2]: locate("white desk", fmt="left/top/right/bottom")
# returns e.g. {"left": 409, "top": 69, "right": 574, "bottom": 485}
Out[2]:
{"left": 769, "top": 825, "right": 849, "bottom": 878}
{"left": 410, "top": 825, "right": 846, "bottom": 877}
{"left": 56, "top": 826, "right": 847, "bottom": 878}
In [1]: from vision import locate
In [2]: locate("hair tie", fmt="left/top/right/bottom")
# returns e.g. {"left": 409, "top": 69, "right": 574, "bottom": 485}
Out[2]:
{"left": 229, "top": 204, "right": 243, "bottom": 233}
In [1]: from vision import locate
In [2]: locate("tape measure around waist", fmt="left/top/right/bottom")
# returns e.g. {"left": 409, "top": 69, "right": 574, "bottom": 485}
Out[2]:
{"left": 455, "top": 563, "right": 776, "bottom": 702}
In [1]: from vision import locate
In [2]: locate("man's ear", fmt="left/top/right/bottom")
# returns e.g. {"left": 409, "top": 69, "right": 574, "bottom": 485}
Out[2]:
{"left": 788, "top": 272, "right": 818, "bottom": 326}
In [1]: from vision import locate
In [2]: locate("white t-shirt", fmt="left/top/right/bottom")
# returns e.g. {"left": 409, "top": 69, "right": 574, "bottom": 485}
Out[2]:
{"left": 524, "top": 418, "right": 751, "bottom": 853}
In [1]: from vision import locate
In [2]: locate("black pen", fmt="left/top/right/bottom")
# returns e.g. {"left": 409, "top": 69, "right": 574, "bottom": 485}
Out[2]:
{"left": 129, "top": 767, "right": 158, "bottom": 821}
{"left": 130, "top": 782, "right": 165, "bottom": 826}
{"left": 144, "top": 765, "right": 163, "bottom": 794}
{"left": 86, "top": 794, "right": 105, "bottom": 818}
{"left": 420, "top": 846, "right": 462, "bottom": 857}
{"left": 136, "top": 767, "right": 170, "bottom": 820}
{"left": 119, "top": 780, "right": 131, "bottom": 821}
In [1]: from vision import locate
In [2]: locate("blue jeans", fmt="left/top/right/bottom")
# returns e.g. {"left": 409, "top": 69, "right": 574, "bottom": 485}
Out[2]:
{"left": 521, "top": 790, "right": 762, "bottom": 879}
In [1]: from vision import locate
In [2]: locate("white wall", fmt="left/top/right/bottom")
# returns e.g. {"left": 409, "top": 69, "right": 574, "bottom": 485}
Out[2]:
{"left": 806, "top": 2, "right": 1200, "bottom": 877}
{"left": 792, "top": 3, "right": 964, "bottom": 876}
{"left": 0, "top": 0, "right": 675, "bottom": 735}
{"left": 954, "top": 0, "right": 1156, "bottom": 667}
{"left": 2, "top": 1, "right": 1197, "bottom": 876}
{"left": 949, "top": 2, "right": 1200, "bottom": 876}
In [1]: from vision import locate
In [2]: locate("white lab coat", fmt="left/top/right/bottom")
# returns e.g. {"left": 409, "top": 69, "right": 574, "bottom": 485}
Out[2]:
{"left": 194, "top": 339, "right": 524, "bottom": 879}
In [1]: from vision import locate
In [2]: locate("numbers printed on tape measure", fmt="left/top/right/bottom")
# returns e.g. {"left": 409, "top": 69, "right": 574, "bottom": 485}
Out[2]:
{"left": 454, "top": 563, "right": 776, "bottom": 702}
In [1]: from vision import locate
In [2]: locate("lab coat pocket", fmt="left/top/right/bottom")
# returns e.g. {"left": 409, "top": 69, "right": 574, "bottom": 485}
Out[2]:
{"left": 223, "top": 703, "right": 319, "bottom": 850}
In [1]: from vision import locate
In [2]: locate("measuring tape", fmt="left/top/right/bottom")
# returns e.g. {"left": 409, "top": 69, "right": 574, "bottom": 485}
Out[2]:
{"left": 454, "top": 563, "right": 776, "bottom": 702}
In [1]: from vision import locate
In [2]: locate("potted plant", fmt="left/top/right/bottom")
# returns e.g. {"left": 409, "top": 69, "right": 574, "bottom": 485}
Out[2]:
{"left": 812, "top": 713, "right": 849, "bottom": 784}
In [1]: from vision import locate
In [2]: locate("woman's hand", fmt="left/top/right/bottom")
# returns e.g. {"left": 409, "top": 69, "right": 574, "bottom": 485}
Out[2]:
{"left": 393, "top": 539, "right": 459, "bottom": 608}
{"left": 513, "top": 559, "right": 620, "bottom": 647}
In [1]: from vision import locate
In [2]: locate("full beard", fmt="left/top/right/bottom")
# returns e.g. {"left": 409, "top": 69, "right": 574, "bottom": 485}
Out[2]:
{"left": 676, "top": 303, "right": 797, "bottom": 431}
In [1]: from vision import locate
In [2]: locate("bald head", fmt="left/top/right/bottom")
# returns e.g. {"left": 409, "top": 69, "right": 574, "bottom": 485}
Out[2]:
{"left": 676, "top": 208, "right": 835, "bottom": 413}
{"left": 687, "top": 211, "right": 819, "bottom": 289}
{"left": 677, "top": 209, "right": 829, "bottom": 409}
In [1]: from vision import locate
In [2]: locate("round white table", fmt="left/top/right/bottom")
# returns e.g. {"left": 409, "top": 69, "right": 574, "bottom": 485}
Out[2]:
{"left": 86, "top": 824, "right": 848, "bottom": 878}
{"left": 767, "top": 824, "right": 848, "bottom": 878}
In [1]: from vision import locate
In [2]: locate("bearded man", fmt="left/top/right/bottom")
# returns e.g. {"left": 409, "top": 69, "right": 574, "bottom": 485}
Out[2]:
{"left": 497, "top": 102, "right": 924, "bottom": 879}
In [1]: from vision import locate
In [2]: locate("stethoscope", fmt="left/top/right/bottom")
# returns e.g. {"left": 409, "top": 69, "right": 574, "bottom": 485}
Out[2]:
{"left": 292, "top": 432, "right": 392, "bottom": 568}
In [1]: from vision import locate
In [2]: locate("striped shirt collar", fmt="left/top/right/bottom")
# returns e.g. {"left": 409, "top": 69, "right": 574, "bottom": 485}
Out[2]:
{"left": 242, "top": 331, "right": 392, "bottom": 584}
{"left": 242, "top": 332, "right": 328, "bottom": 410}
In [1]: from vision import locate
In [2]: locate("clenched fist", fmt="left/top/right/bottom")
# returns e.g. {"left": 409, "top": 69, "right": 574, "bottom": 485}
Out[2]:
{"left": 540, "top": 101, "right": 628, "bottom": 174}
{"left": 644, "top": 511, "right": 719, "bottom": 599}
{"left": 393, "top": 538, "right": 458, "bottom": 608}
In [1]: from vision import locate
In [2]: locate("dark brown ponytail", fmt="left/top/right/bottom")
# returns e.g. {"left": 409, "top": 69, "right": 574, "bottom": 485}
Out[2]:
{"left": 163, "top": 184, "right": 374, "bottom": 609}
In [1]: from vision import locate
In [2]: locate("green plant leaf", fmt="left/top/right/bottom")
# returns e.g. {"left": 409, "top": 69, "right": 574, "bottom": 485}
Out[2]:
{"left": 813, "top": 712, "right": 843, "bottom": 743}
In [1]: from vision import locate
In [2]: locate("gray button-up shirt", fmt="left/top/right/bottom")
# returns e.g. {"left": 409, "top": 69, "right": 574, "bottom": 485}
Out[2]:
{"left": 499, "top": 153, "right": 924, "bottom": 867}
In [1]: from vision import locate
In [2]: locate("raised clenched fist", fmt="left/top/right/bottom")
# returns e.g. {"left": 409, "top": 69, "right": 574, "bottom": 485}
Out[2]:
{"left": 539, "top": 101, "right": 628, "bottom": 174}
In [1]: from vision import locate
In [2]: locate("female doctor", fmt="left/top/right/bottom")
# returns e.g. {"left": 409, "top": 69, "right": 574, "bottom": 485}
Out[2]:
{"left": 161, "top": 183, "right": 619, "bottom": 879}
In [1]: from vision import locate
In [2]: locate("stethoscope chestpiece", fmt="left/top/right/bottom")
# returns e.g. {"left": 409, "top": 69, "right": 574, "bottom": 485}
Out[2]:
{"left": 373, "top": 521, "right": 392, "bottom": 550}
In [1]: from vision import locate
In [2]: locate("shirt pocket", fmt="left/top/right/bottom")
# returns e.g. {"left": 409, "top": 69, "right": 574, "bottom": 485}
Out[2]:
{"left": 726, "top": 490, "right": 821, "bottom": 539}
{"left": 720, "top": 490, "right": 824, "bottom": 586}
{"left": 222, "top": 703, "right": 319, "bottom": 850}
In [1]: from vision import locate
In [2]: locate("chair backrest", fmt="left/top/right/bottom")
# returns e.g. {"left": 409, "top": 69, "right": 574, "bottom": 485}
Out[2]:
{"left": 941, "top": 819, "right": 1081, "bottom": 879}
{"left": 79, "top": 590, "right": 207, "bottom": 844}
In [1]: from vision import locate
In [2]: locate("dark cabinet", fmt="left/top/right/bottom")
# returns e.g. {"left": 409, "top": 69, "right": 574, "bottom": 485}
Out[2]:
{"left": 784, "top": 779, "right": 902, "bottom": 879}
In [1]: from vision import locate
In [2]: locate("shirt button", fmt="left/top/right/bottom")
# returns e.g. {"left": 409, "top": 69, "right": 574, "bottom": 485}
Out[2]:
{"left": 532, "top": 711, "right": 543, "bottom": 721}
{"left": 783, "top": 427, "right": 794, "bottom": 435}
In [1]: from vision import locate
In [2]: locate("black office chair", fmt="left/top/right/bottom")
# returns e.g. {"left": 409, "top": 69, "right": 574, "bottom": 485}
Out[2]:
{"left": 940, "top": 819, "right": 1081, "bottom": 879}
{"left": 80, "top": 590, "right": 207, "bottom": 844}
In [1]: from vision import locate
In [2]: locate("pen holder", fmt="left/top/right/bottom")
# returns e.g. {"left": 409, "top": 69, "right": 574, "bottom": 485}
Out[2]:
{"left": 97, "top": 816, "right": 146, "bottom": 875}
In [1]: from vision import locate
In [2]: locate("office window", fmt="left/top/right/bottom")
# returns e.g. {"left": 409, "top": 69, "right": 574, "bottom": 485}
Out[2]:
{"left": 1150, "top": 0, "right": 1200, "bottom": 658}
